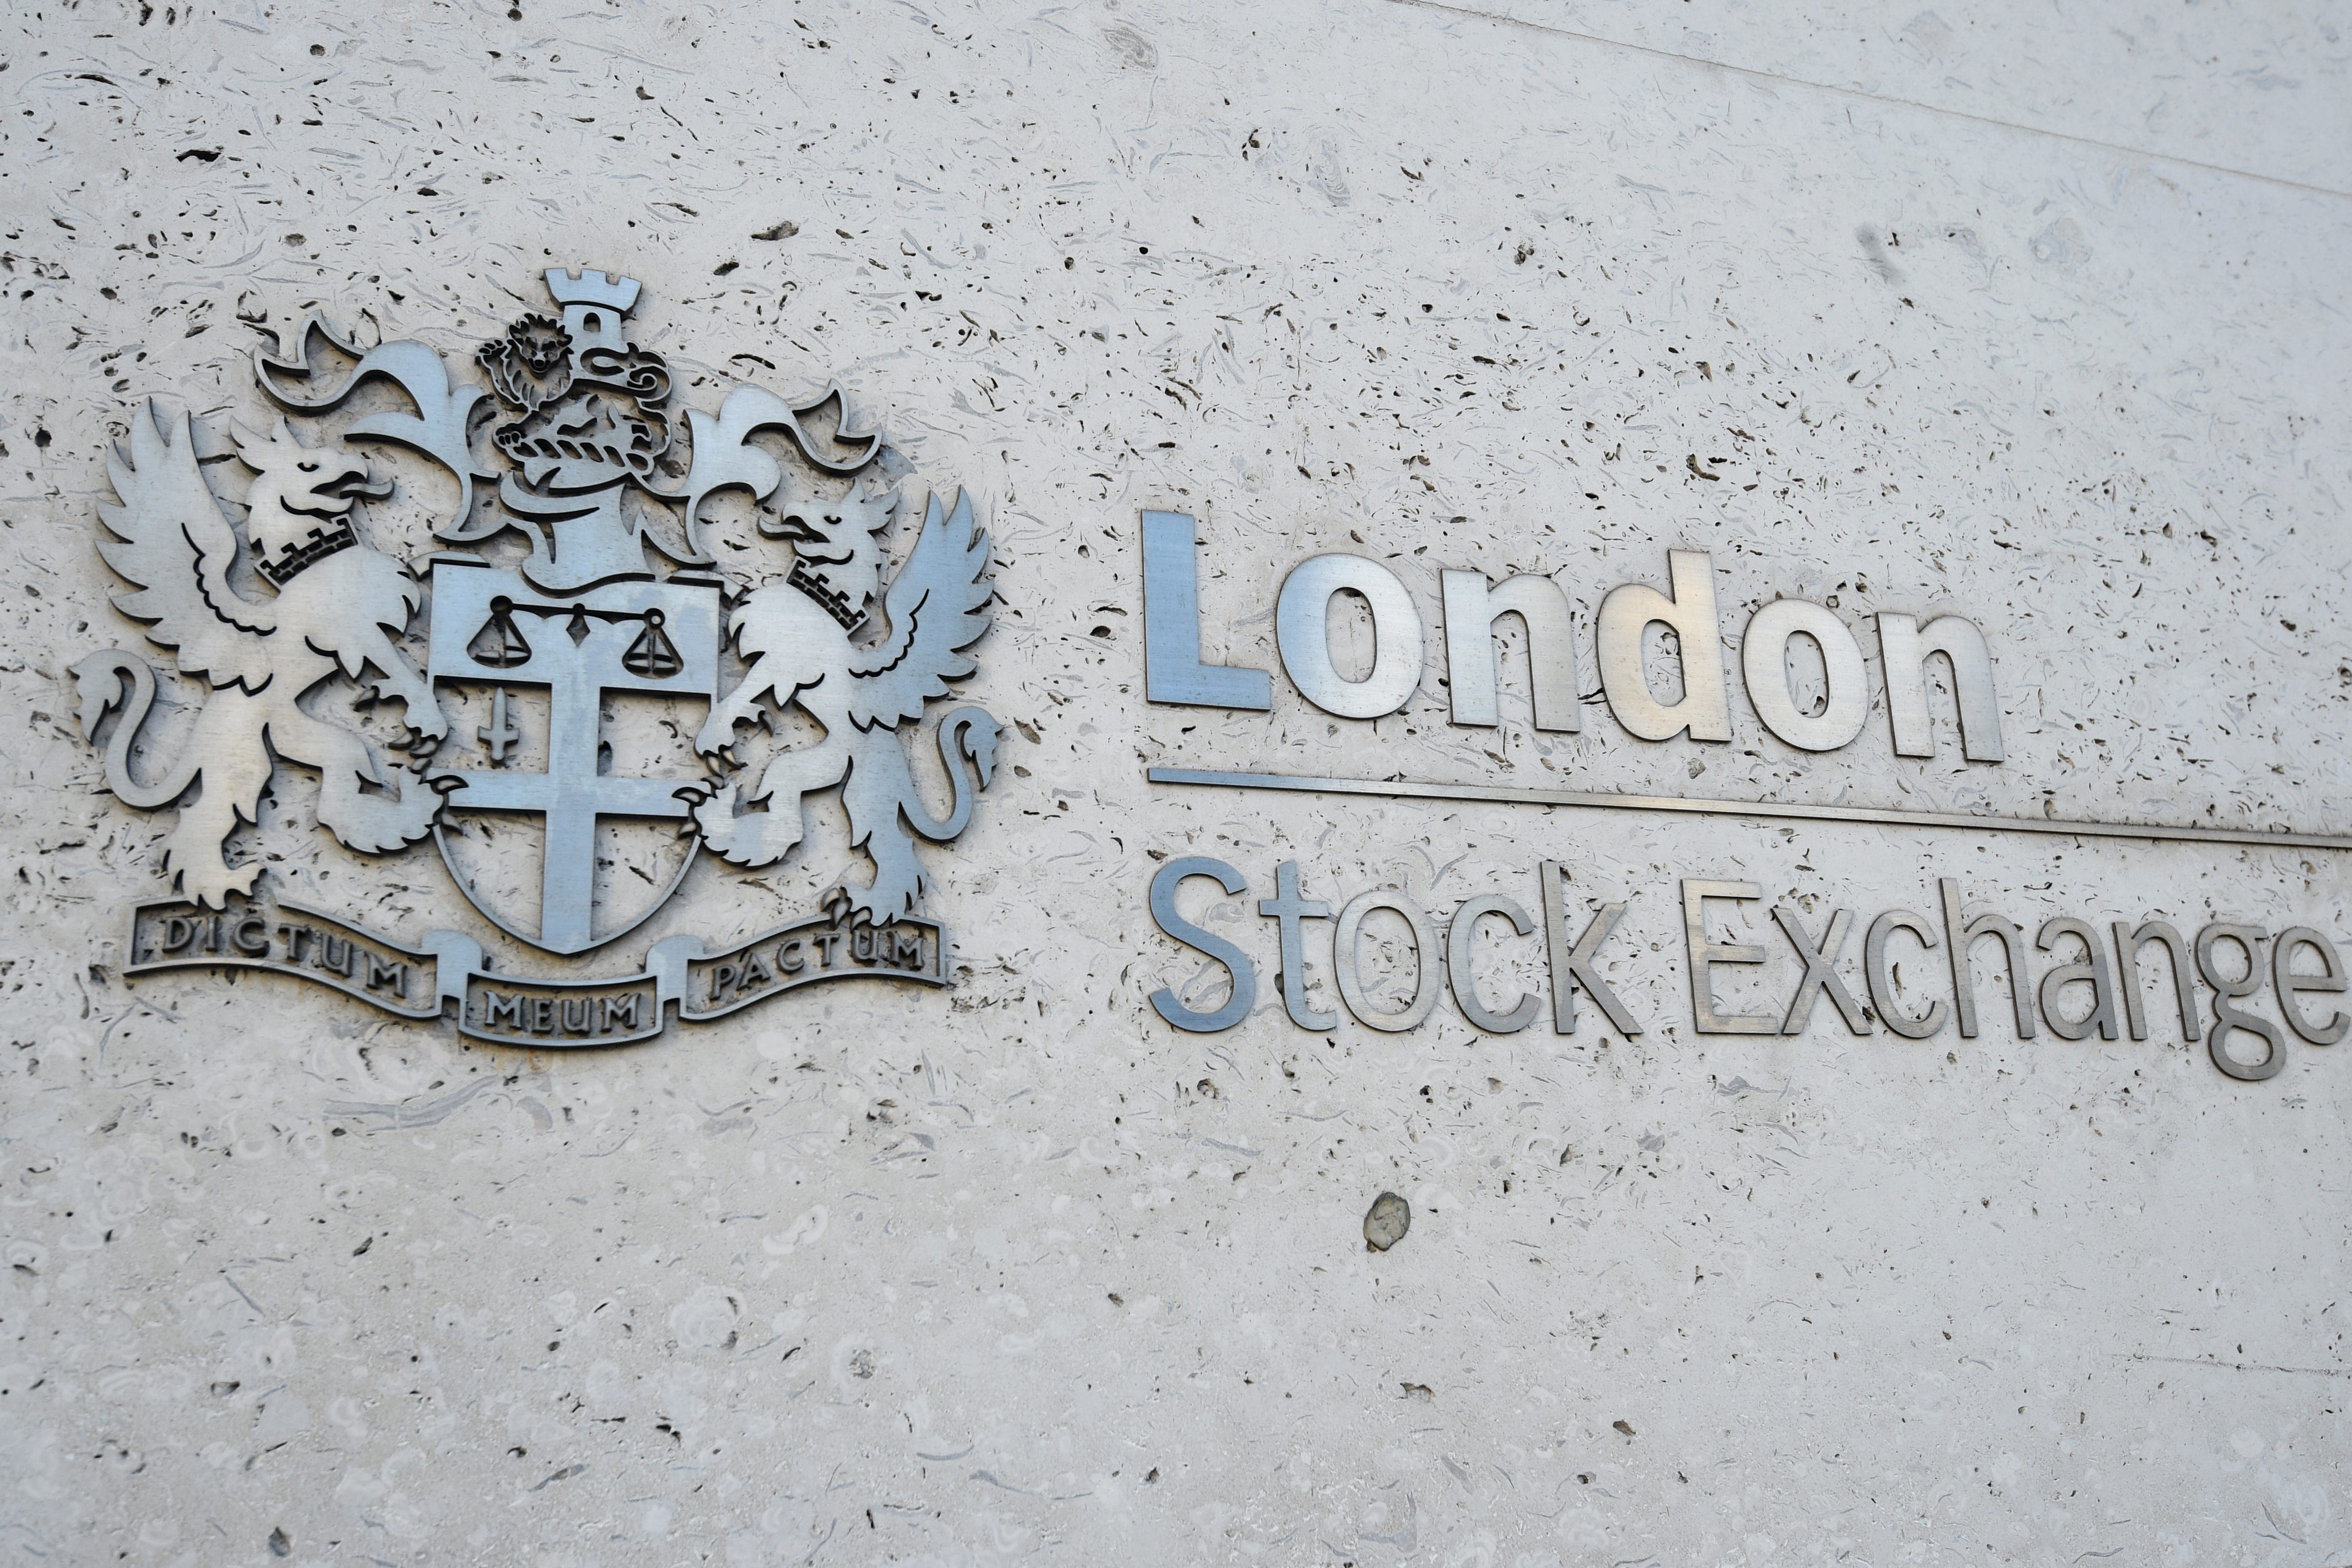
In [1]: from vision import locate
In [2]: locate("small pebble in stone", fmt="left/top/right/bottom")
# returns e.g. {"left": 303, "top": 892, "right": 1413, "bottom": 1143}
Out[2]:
{"left": 1364, "top": 1191, "right": 1410, "bottom": 1251}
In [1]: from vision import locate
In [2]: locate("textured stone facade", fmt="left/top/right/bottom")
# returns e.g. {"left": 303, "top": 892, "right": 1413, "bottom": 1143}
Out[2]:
{"left": 3, "top": 1, "right": 2349, "bottom": 1561}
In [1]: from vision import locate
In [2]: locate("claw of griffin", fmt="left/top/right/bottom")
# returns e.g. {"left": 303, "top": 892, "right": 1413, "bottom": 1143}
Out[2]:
{"left": 672, "top": 779, "right": 714, "bottom": 839}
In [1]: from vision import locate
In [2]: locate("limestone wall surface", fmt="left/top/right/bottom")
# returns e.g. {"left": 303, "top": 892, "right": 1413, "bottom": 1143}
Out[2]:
{"left": 1, "top": 0, "right": 2349, "bottom": 1562}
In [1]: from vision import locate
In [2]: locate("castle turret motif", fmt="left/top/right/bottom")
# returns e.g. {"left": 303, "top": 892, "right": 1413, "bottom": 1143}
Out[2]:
{"left": 479, "top": 268, "right": 674, "bottom": 591}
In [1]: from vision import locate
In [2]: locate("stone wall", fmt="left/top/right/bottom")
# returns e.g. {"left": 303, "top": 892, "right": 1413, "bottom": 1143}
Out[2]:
{"left": 2, "top": 0, "right": 2348, "bottom": 1561}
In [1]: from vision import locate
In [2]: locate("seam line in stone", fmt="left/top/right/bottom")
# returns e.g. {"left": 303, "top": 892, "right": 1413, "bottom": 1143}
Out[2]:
{"left": 1389, "top": 0, "right": 2352, "bottom": 202}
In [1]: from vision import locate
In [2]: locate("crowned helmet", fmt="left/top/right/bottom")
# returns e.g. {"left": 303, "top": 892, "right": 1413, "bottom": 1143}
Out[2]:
{"left": 481, "top": 269, "right": 674, "bottom": 495}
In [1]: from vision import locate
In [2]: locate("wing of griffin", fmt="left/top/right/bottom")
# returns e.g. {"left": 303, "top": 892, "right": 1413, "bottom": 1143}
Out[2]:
{"left": 844, "top": 489, "right": 993, "bottom": 731}
{"left": 95, "top": 402, "right": 277, "bottom": 691}
{"left": 830, "top": 489, "right": 1000, "bottom": 919}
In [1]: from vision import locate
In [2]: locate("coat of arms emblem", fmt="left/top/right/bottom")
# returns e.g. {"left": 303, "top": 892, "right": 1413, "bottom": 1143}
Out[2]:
{"left": 71, "top": 267, "right": 1002, "bottom": 1044}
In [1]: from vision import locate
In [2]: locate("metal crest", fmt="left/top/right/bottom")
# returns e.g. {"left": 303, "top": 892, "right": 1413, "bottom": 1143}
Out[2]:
{"left": 73, "top": 266, "right": 1001, "bottom": 1044}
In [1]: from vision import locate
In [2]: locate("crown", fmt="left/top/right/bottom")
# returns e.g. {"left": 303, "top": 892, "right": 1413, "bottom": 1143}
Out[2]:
{"left": 787, "top": 556, "right": 865, "bottom": 630}
{"left": 543, "top": 268, "right": 641, "bottom": 314}
{"left": 258, "top": 521, "right": 356, "bottom": 586}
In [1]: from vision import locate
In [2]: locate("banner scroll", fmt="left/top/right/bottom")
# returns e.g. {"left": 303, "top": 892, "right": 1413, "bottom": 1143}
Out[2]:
{"left": 123, "top": 890, "right": 949, "bottom": 1047}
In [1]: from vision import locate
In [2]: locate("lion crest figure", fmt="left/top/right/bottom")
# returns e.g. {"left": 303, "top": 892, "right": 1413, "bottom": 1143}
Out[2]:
{"left": 73, "top": 402, "right": 448, "bottom": 906}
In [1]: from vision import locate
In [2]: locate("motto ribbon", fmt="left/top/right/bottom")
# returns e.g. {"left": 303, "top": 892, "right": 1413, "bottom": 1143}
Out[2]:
{"left": 124, "top": 891, "right": 948, "bottom": 1047}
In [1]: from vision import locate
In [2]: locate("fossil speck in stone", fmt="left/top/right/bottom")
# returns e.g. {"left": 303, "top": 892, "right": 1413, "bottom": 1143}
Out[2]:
{"left": 1364, "top": 1191, "right": 1410, "bottom": 1251}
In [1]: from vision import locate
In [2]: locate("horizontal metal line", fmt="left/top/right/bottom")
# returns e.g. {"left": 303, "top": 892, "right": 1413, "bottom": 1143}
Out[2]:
{"left": 1145, "top": 767, "right": 2352, "bottom": 853}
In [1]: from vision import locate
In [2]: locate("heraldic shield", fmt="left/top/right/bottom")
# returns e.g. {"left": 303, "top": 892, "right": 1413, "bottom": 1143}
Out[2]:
{"left": 71, "top": 264, "right": 1003, "bottom": 1043}
{"left": 426, "top": 564, "right": 722, "bottom": 954}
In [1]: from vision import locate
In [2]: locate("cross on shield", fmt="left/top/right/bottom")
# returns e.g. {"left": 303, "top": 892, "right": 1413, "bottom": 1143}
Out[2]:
{"left": 426, "top": 559, "right": 720, "bottom": 953}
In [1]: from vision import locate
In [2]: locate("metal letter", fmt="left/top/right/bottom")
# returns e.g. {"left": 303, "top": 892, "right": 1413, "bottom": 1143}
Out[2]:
{"left": 2112, "top": 921, "right": 2199, "bottom": 1043}
{"left": 1939, "top": 879, "right": 2037, "bottom": 1040}
{"left": 1257, "top": 860, "right": 1335, "bottom": 1030}
{"left": 1773, "top": 905, "right": 1871, "bottom": 1035}
{"left": 2034, "top": 918, "right": 2121, "bottom": 1042}
{"left": 1597, "top": 550, "right": 1730, "bottom": 743}
{"left": 2272, "top": 927, "right": 2349, "bottom": 1046}
{"left": 1879, "top": 613, "right": 2005, "bottom": 763}
{"left": 1741, "top": 600, "right": 1868, "bottom": 752}
{"left": 1440, "top": 570, "right": 1578, "bottom": 731}
{"left": 364, "top": 954, "right": 409, "bottom": 998}
{"left": 1275, "top": 554, "right": 1424, "bottom": 719}
{"left": 1147, "top": 857, "right": 1257, "bottom": 1033}
{"left": 2195, "top": 924, "right": 2284, "bottom": 1081}
{"left": 1680, "top": 880, "right": 1776, "bottom": 1034}
{"left": 1446, "top": 894, "right": 1541, "bottom": 1034}
{"left": 1141, "top": 511, "right": 1270, "bottom": 710}
{"left": 1537, "top": 865, "right": 1642, "bottom": 1035}
{"left": 1332, "top": 889, "right": 1441, "bottom": 1032}
{"left": 1864, "top": 909, "right": 1946, "bottom": 1039}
